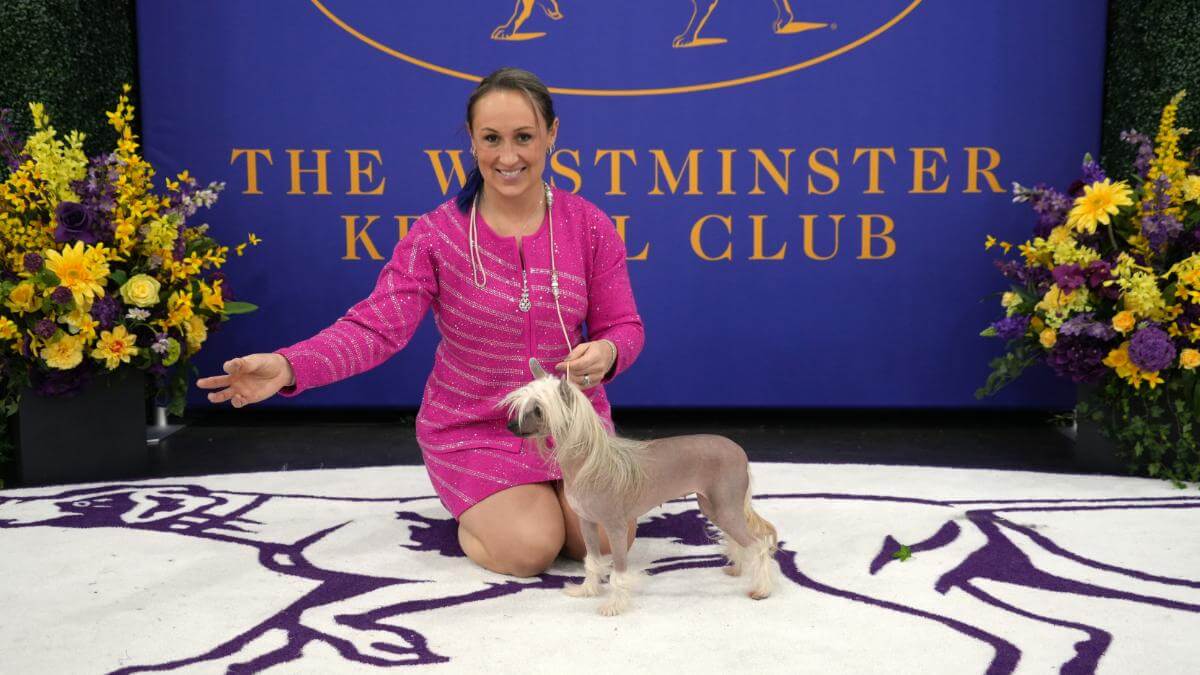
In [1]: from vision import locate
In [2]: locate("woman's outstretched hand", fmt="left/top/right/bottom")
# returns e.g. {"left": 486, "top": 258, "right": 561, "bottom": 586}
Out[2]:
{"left": 196, "top": 353, "right": 294, "bottom": 408}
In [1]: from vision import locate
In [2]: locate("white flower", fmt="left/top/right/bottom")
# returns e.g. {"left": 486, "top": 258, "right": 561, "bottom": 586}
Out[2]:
{"left": 126, "top": 308, "right": 151, "bottom": 320}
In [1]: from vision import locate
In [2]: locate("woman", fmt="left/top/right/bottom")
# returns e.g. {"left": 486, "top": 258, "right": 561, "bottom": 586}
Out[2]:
{"left": 197, "top": 68, "right": 644, "bottom": 578}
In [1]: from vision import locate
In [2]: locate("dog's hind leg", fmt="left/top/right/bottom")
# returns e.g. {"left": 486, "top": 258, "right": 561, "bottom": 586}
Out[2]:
{"left": 598, "top": 520, "right": 639, "bottom": 616}
{"left": 493, "top": 0, "right": 535, "bottom": 40}
{"left": 697, "top": 493, "right": 742, "bottom": 577}
{"left": 538, "top": 0, "right": 563, "bottom": 20}
{"left": 706, "top": 494, "right": 776, "bottom": 600}
{"left": 564, "top": 519, "right": 607, "bottom": 598}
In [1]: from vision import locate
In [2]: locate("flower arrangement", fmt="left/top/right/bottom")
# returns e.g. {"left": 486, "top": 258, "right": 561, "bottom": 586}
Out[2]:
{"left": 0, "top": 86, "right": 258, "bottom": 466}
{"left": 978, "top": 91, "right": 1200, "bottom": 486}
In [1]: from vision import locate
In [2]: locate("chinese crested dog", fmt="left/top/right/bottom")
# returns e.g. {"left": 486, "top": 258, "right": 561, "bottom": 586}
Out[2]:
{"left": 502, "top": 358, "right": 778, "bottom": 615}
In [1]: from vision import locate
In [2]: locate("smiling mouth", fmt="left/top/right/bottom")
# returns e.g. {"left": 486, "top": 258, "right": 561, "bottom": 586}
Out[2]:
{"left": 496, "top": 168, "right": 525, "bottom": 179}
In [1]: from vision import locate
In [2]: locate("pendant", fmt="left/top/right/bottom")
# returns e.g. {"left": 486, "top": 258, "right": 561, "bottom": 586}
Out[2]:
{"left": 519, "top": 270, "right": 531, "bottom": 312}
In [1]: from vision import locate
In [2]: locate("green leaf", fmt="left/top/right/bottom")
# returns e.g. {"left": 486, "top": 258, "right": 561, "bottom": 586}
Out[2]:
{"left": 223, "top": 301, "right": 258, "bottom": 315}
{"left": 892, "top": 544, "right": 913, "bottom": 562}
{"left": 979, "top": 327, "right": 998, "bottom": 337}
{"left": 110, "top": 270, "right": 128, "bottom": 286}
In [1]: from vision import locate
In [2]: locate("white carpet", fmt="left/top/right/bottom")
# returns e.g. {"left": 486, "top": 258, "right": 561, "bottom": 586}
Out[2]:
{"left": 1, "top": 463, "right": 1198, "bottom": 674}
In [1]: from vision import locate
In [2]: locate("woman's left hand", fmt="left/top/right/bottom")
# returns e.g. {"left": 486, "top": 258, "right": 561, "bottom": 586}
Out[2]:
{"left": 555, "top": 340, "right": 615, "bottom": 389}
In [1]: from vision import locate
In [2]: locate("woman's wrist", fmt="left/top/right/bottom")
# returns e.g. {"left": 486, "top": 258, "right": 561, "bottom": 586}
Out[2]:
{"left": 277, "top": 353, "right": 296, "bottom": 387}
{"left": 600, "top": 339, "right": 618, "bottom": 377}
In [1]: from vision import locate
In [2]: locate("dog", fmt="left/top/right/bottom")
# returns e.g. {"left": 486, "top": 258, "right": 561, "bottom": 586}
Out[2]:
{"left": 502, "top": 357, "right": 778, "bottom": 615}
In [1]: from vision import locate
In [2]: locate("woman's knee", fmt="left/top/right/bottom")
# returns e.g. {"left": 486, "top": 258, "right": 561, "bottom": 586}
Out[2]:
{"left": 458, "top": 484, "right": 566, "bottom": 577}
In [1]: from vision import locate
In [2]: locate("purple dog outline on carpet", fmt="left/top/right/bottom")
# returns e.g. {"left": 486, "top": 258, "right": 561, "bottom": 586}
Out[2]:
{"left": 1, "top": 485, "right": 1198, "bottom": 673}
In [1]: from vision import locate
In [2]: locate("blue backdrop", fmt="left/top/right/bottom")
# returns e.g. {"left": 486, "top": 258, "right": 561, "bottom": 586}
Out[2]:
{"left": 136, "top": 0, "right": 1106, "bottom": 409}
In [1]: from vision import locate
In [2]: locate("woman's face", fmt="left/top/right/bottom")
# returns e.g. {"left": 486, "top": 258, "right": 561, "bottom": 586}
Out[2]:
{"left": 469, "top": 89, "right": 558, "bottom": 204}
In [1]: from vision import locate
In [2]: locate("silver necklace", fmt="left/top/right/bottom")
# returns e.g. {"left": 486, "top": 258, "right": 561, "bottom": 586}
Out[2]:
{"left": 469, "top": 185, "right": 548, "bottom": 313}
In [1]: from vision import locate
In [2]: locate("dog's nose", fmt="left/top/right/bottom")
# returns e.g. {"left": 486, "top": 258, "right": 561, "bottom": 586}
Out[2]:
{"left": 506, "top": 419, "right": 520, "bottom": 434}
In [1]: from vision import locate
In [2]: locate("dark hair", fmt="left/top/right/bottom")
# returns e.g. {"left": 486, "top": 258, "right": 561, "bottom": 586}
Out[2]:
{"left": 456, "top": 68, "right": 557, "bottom": 212}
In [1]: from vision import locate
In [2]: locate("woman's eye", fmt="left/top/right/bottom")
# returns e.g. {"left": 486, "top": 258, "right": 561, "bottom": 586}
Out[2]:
{"left": 484, "top": 134, "right": 499, "bottom": 143}
{"left": 517, "top": 133, "right": 532, "bottom": 143}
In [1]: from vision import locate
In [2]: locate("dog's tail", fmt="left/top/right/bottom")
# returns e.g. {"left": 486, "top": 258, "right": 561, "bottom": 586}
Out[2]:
{"left": 743, "top": 469, "right": 778, "bottom": 553}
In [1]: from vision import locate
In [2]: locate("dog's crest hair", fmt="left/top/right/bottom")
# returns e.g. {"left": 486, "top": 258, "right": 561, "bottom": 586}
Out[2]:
{"left": 501, "top": 359, "right": 648, "bottom": 499}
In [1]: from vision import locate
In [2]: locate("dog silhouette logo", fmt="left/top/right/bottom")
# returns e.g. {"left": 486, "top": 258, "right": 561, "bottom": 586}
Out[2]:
{"left": 311, "top": 0, "right": 924, "bottom": 96}
{"left": 491, "top": 0, "right": 827, "bottom": 47}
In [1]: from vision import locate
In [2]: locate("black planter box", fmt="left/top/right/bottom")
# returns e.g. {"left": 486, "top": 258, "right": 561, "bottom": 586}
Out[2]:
{"left": 13, "top": 367, "right": 148, "bottom": 486}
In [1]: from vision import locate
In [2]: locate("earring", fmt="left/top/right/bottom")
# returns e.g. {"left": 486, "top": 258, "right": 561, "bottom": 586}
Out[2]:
{"left": 470, "top": 147, "right": 477, "bottom": 159}
{"left": 548, "top": 143, "right": 556, "bottom": 155}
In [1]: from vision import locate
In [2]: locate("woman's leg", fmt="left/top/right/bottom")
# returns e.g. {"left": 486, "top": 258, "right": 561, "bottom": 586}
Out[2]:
{"left": 556, "top": 481, "right": 637, "bottom": 561}
{"left": 457, "top": 482, "right": 565, "bottom": 577}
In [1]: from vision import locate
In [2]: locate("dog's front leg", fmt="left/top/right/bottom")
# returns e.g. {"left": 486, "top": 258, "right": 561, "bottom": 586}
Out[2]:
{"left": 563, "top": 519, "right": 607, "bottom": 598}
{"left": 598, "top": 521, "right": 640, "bottom": 616}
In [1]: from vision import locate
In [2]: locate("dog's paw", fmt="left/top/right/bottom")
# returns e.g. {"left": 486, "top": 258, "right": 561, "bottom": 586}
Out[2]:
{"left": 598, "top": 599, "right": 628, "bottom": 616}
{"left": 748, "top": 588, "right": 772, "bottom": 600}
{"left": 723, "top": 564, "right": 742, "bottom": 577}
{"left": 563, "top": 581, "right": 601, "bottom": 598}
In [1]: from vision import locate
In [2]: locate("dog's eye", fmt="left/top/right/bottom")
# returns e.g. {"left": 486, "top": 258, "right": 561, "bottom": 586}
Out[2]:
{"left": 532, "top": 408, "right": 543, "bottom": 419}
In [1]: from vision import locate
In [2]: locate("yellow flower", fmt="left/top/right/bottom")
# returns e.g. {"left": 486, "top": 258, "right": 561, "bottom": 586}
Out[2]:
{"left": 200, "top": 280, "right": 224, "bottom": 313}
{"left": 1183, "top": 175, "right": 1200, "bottom": 203}
{"left": 1066, "top": 179, "right": 1134, "bottom": 234}
{"left": 1181, "top": 349, "right": 1200, "bottom": 370}
{"left": 1142, "top": 371, "right": 1165, "bottom": 389}
{"left": 5, "top": 281, "right": 40, "bottom": 314}
{"left": 60, "top": 304, "right": 99, "bottom": 341}
{"left": 999, "top": 241, "right": 1012, "bottom": 254}
{"left": 40, "top": 333, "right": 85, "bottom": 370}
{"left": 91, "top": 325, "right": 139, "bottom": 370}
{"left": 120, "top": 274, "right": 162, "bottom": 308}
{"left": 248, "top": 233, "right": 261, "bottom": 246}
{"left": 165, "top": 290, "right": 194, "bottom": 328}
{"left": 1039, "top": 328, "right": 1057, "bottom": 349}
{"left": 984, "top": 235, "right": 996, "bottom": 250}
{"left": 1030, "top": 316, "right": 1045, "bottom": 333}
{"left": 184, "top": 315, "right": 207, "bottom": 354}
{"left": 1112, "top": 311, "right": 1136, "bottom": 334}
{"left": 235, "top": 243, "right": 247, "bottom": 257}
{"left": 0, "top": 316, "right": 18, "bottom": 340}
{"left": 44, "top": 241, "right": 108, "bottom": 306}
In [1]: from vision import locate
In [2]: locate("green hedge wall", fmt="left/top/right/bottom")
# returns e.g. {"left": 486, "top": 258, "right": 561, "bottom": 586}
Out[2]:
{"left": 0, "top": 1, "right": 138, "bottom": 156}
{"left": 1101, "top": 0, "right": 1200, "bottom": 172}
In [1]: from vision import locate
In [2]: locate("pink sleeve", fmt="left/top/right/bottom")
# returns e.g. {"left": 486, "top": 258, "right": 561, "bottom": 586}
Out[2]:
{"left": 273, "top": 219, "right": 438, "bottom": 396}
{"left": 584, "top": 206, "right": 645, "bottom": 382}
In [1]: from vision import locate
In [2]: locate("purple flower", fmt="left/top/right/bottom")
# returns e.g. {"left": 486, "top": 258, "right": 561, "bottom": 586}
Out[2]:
{"left": 89, "top": 294, "right": 122, "bottom": 330}
{"left": 1084, "top": 260, "right": 1112, "bottom": 288}
{"left": 32, "top": 319, "right": 57, "bottom": 339}
{"left": 50, "top": 286, "right": 73, "bottom": 305}
{"left": 1128, "top": 326, "right": 1176, "bottom": 372}
{"left": 1059, "top": 313, "right": 1117, "bottom": 341}
{"left": 1027, "top": 184, "right": 1072, "bottom": 238}
{"left": 53, "top": 201, "right": 102, "bottom": 244}
{"left": 1081, "top": 157, "right": 1106, "bottom": 183}
{"left": 23, "top": 252, "right": 43, "bottom": 273}
{"left": 1121, "top": 130, "right": 1154, "bottom": 178}
{"left": 991, "top": 315, "right": 1030, "bottom": 340}
{"left": 30, "top": 364, "right": 93, "bottom": 398}
{"left": 1046, "top": 333, "right": 1109, "bottom": 383}
{"left": 1052, "top": 263, "right": 1086, "bottom": 292}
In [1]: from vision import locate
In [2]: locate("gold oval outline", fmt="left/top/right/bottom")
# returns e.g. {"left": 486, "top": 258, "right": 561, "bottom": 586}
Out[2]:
{"left": 311, "top": 0, "right": 923, "bottom": 97}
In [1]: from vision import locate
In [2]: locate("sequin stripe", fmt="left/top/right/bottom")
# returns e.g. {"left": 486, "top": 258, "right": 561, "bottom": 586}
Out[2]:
{"left": 434, "top": 341, "right": 527, "bottom": 377}
{"left": 527, "top": 297, "right": 587, "bottom": 317}
{"left": 534, "top": 319, "right": 585, "bottom": 336}
{"left": 364, "top": 272, "right": 412, "bottom": 342}
{"left": 403, "top": 223, "right": 434, "bottom": 275}
{"left": 437, "top": 352, "right": 525, "bottom": 388}
{"left": 424, "top": 452, "right": 514, "bottom": 486}
{"left": 287, "top": 349, "right": 340, "bottom": 382}
{"left": 527, "top": 266, "right": 586, "bottom": 286}
{"left": 426, "top": 467, "right": 476, "bottom": 507}
{"left": 528, "top": 281, "right": 587, "bottom": 306}
{"left": 476, "top": 447, "right": 550, "bottom": 472}
{"left": 420, "top": 436, "right": 500, "bottom": 453}
{"left": 440, "top": 332, "right": 525, "bottom": 362}
{"left": 323, "top": 322, "right": 370, "bottom": 375}
{"left": 424, "top": 398, "right": 482, "bottom": 419}
{"left": 437, "top": 255, "right": 523, "bottom": 305}
{"left": 430, "top": 215, "right": 520, "bottom": 273}
{"left": 428, "top": 371, "right": 485, "bottom": 400}
{"left": 437, "top": 296, "right": 521, "bottom": 335}
{"left": 536, "top": 344, "right": 572, "bottom": 357}
{"left": 435, "top": 314, "right": 524, "bottom": 350}
{"left": 432, "top": 230, "right": 525, "bottom": 291}
{"left": 439, "top": 281, "right": 527, "bottom": 323}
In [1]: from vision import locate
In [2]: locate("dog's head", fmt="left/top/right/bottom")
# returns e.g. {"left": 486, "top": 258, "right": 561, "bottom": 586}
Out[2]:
{"left": 501, "top": 358, "right": 579, "bottom": 438}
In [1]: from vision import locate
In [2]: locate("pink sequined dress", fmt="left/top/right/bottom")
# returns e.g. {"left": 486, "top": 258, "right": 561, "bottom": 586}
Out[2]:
{"left": 275, "top": 187, "right": 644, "bottom": 518}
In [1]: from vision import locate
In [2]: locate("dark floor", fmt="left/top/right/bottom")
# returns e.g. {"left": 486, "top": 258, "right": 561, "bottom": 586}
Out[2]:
{"left": 142, "top": 407, "right": 1094, "bottom": 479}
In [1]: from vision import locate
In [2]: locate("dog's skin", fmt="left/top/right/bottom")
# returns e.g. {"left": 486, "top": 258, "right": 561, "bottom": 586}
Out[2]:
{"left": 492, "top": 0, "right": 823, "bottom": 47}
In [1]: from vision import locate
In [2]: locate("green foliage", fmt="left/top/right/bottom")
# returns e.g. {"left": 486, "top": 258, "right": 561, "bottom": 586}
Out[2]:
{"left": 1079, "top": 378, "right": 1200, "bottom": 485}
{"left": 1100, "top": 0, "right": 1200, "bottom": 171}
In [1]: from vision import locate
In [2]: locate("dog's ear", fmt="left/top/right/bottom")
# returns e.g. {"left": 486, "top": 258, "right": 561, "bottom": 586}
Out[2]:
{"left": 558, "top": 373, "right": 573, "bottom": 399}
{"left": 529, "top": 358, "right": 547, "bottom": 379}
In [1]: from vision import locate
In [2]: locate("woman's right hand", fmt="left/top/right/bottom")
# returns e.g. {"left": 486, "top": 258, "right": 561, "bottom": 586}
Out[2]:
{"left": 196, "top": 353, "right": 295, "bottom": 408}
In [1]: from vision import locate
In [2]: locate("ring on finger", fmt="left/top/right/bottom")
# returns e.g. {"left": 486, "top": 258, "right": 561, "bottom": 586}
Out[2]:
{"left": 583, "top": 373, "right": 591, "bottom": 386}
